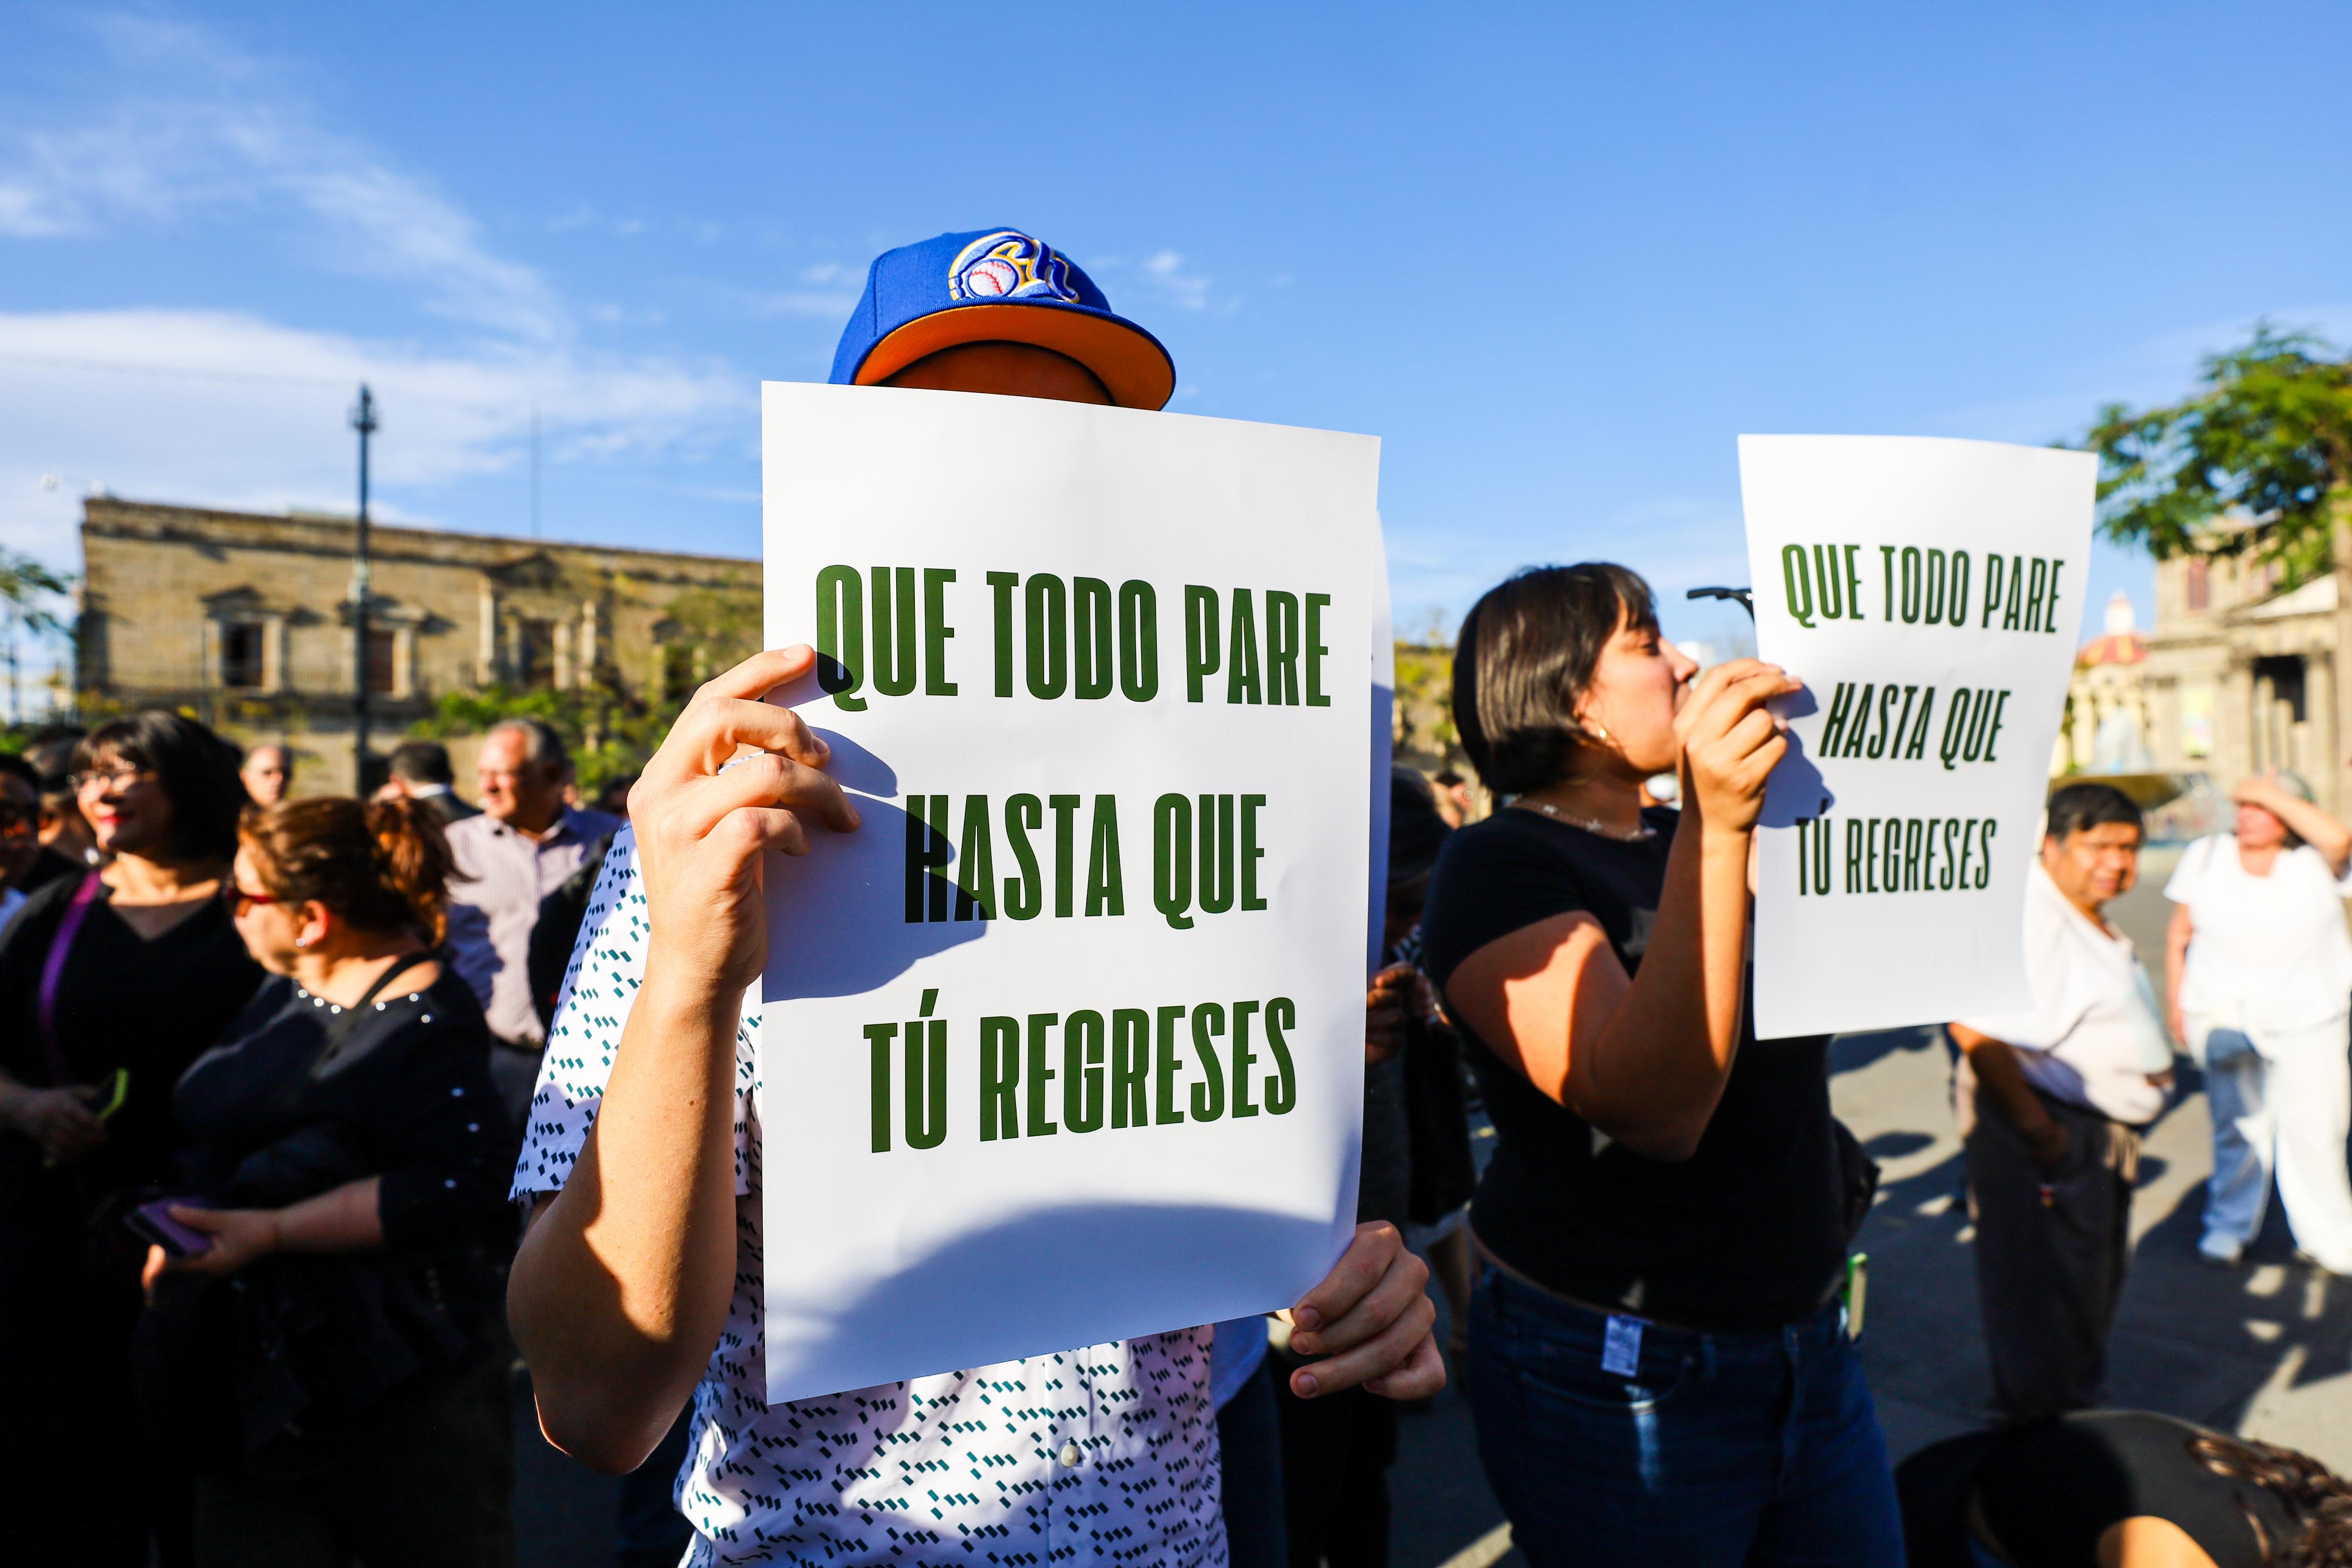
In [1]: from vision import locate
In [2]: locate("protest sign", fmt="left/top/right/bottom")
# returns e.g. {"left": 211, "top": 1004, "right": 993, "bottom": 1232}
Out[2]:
{"left": 755, "top": 381, "right": 1380, "bottom": 1404}
{"left": 1742, "top": 435, "right": 2096, "bottom": 1039}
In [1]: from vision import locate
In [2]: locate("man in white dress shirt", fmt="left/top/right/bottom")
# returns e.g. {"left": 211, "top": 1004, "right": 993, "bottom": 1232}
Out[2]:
{"left": 1949, "top": 782, "right": 2173, "bottom": 1424}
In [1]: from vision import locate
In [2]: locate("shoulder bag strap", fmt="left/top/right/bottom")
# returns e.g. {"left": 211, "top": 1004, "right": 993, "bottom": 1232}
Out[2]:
{"left": 36, "top": 872, "right": 104, "bottom": 1086}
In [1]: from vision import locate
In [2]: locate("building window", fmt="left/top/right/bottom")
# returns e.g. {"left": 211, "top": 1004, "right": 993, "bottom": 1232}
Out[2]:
{"left": 517, "top": 618, "right": 556, "bottom": 687}
{"left": 2255, "top": 654, "right": 2307, "bottom": 722}
{"left": 662, "top": 643, "right": 697, "bottom": 703}
{"left": 221, "top": 622, "right": 266, "bottom": 689}
{"left": 2185, "top": 560, "right": 2209, "bottom": 611}
{"left": 365, "top": 628, "right": 397, "bottom": 696}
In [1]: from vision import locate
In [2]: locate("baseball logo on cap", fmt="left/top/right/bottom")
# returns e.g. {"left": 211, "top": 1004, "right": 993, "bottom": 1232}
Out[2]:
{"left": 948, "top": 231, "right": 1080, "bottom": 304}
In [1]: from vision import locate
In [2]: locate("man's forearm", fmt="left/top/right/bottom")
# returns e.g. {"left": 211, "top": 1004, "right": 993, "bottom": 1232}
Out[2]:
{"left": 509, "top": 967, "right": 743, "bottom": 1472}
{"left": 1965, "top": 1037, "right": 2055, "bottom": 1136}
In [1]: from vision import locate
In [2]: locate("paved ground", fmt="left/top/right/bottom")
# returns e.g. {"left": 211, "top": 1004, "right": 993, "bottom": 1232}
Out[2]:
{"left": 518, "top": 850, "right": 2352, "bottom": 1566}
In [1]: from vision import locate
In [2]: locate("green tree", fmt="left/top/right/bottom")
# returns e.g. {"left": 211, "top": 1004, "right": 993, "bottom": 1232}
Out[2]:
{"left": 413, "top": 678, "right": 671, "bottom": 798}
{"left": 0, "top": 551, "right": 73, "bottom": 730}
{"left": 2087, "top": 324, "right": 2352, "bottom": 788}
{"left": 2089, "top": 326, "right": 2352, "bottom": 581}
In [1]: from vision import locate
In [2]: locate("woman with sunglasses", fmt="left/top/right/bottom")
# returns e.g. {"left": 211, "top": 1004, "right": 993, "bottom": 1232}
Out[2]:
{"left": 0, "top": 711, "right": 262, "bottom": 1566}
{"left": 141, "top": 792, "right": 514, "bottom": 1567}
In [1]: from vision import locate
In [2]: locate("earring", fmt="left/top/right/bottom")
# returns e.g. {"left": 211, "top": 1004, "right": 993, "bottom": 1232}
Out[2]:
{"left": 295, "top": 935, "right": 314, "bottom": 949}
{"left": 1588, "top": 722, "right": 1612, "bottom": 743}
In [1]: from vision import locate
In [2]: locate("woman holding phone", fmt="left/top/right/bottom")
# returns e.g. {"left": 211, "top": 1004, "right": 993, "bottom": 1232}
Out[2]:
{"left": 0, "top": 712, "right": 260, "bottom": 1566}
{"left": 1418, "top": 565, "right": 1901, "bottom": 1567}
{"left": 137, "top": 794, "right": 513, "bottom": 1566}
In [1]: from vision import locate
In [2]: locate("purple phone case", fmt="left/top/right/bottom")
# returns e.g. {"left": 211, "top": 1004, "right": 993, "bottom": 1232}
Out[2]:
{"left": 127, "top": 1198, "right": 213, "bottom": 1257}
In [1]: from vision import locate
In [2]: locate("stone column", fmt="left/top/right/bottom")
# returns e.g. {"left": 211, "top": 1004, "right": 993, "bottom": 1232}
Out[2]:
{"left": 2224, "top": 661, "right": 2258, "bottom": 784}
{"left": 478, "top": 581, "right": 499, "bottom": 685}
{"left": 2311, "top": 653, "right": 2339, "bottom": 812}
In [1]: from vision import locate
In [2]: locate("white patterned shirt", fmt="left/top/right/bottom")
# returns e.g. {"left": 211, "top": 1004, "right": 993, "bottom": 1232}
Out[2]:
{"left": 512, "top": 828, "right": 1228, "bottom": 1567}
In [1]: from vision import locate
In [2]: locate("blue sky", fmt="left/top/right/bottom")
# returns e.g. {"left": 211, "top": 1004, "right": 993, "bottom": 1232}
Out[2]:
{"left": 5, "top": 3, "right": 2349, "bottom": 668}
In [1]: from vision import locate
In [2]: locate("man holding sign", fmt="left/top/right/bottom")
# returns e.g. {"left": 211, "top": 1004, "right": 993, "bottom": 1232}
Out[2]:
{"left": 506, "top": 231, "right": 1438, "bottom": 1566}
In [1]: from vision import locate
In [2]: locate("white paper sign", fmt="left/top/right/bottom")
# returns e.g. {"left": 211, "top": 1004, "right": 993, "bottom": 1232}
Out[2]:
{"left": 1742, "top": 435, "right": 2095, "bottom": 1039}
{"left": 755, "top": 382, "right": 1378, "bottom": 1404}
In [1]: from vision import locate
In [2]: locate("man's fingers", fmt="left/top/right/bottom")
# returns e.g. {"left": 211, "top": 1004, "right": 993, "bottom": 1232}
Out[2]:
{"left": 1290, "top": 1222, "right": 1403, "bottom": 1334}
{"left": 1362, "top": 1332, "right": 1448, "bottom": 1402}
{"left": 672, "top": 752, "right": 861, "bottom": 841}
{"left": 1290, "top": 1293, "right": 1438, "bottom": 1399}
{"left": 673, "top": 696, "right": 837, "bottom": 778}
{"left": 716, "top": 808, "right": 812, "bottom": 859}
{"left": 695, "top": 646, "right": 820, "bottom": 706}
{"left": 1291, "top": 1247, "right": 1432, "bottom": 1358}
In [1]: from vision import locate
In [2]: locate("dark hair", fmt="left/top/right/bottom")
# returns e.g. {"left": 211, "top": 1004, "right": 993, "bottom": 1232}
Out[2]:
{"left": 2045, "top": 782, "right": 2143, "bottom": 843}
{"left": 490, "top": 718, "right": 571, "bottom": 779}
{"left": 24, "top": 724, "right": 84, "bottom": 790}
{"left": 1389, "top": 766, "right": 1453, "bottom": 913}
{"left": 0, "top": 753, "right": 37, "bottom": 792}
{"left": 1451, "top": 564, "right": 1659, "bottom": 796}
{"left": 1433, "top": 769, "right": 1464, "bottom": 789}
{"left": 243, "top": 795, "right": 456, "bottom": 944}
{"left": 2189, "top": 1430, "right": 2352, "bottom": 1566}
{"left": 387, "top": 739, "right": 456, "bottom": 787}
{"left": 72, "top": 712, "right": 245, "bottom": 865}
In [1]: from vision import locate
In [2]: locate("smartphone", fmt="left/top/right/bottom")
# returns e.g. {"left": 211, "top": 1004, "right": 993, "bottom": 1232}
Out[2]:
{"left": 125, "top": 1198, "right": 213, "bottom": 1258}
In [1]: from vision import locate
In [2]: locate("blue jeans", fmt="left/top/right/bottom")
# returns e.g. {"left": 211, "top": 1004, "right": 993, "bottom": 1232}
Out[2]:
{"left": 1468, "top": 1267, "right": 1904, "bottom": 1567}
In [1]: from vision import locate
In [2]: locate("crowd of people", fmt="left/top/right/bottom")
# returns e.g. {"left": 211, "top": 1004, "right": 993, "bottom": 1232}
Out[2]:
{"left": 13, "top": 224, "right": 2352, "bottom": 1568}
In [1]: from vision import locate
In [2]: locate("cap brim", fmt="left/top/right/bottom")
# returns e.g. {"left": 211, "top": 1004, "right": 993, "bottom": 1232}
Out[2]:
{"left": 856, "top": 301, "right": 1175, "bottom": 411}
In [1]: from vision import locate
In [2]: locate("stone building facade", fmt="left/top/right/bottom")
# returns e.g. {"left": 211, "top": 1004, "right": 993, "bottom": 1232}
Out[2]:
{"left": 2091, "top": 544, "right": 2342, "bottom": 811}
{"left": 77, "top": 499, "right": 758, "bottom": 795}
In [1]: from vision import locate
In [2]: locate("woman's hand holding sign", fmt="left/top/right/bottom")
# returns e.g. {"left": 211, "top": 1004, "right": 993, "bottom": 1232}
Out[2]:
{"left": 514, "top": 646, "right": 861, "bottom": 1475}
{"left": 1674, "top": 657, "right": 1799, "bottom": 835}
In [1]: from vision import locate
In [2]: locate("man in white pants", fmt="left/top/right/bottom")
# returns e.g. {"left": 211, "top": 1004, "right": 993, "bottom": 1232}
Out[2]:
{"left": 2165, "top": 771, "right": 2352, "bottom": 1274}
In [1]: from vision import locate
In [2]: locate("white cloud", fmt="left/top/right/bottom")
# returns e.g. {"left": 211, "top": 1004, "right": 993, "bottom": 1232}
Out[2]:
{"left": 745, "top": 289, "right": 863, "bottom": 319}
{"left": 0, "top": 309, "right": 749, "bottom": 568}
{"left": 0, "top": 16, "right": 567, "bottom": 341}
{"left": 1140, "top": 249, "right": 1212, "bottom": 311}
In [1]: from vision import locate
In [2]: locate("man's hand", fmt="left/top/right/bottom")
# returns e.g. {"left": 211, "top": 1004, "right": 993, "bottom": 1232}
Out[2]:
{"left": 630, "top": 647, "right": 862, "bottom": 994}
{"left": 1281, "top": 1222, "right": 1443, "bottom": 1401}
{"left": 1672, "top": 659, "right": 1801, "bottom": 835}
{"left": 1, "top": 1084, "right": 107, "bottom": 1162}
{"left": 1365, "top": 964, "right": 1416, "bottom": 1063}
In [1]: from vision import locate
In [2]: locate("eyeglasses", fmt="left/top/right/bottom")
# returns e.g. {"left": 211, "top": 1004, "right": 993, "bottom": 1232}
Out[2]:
{"left": 71, "top": 766, "right": 154, "bottom": 794}
{"left": 227, "top": 886, "right": 279, "bottom": 916}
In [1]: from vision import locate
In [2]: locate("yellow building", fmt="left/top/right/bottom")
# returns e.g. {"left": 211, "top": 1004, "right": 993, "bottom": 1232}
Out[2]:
{"left": 76, "top": 498, "right": 758, "bottom": 794}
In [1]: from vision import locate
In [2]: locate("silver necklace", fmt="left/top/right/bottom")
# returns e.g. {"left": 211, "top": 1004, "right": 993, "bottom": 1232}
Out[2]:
{"left": 1523, "top": 800, "right": 1655, "bottom": 841}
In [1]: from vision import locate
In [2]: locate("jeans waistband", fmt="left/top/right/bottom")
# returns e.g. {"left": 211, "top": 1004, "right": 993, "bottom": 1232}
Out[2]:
{"left": 1478, "top": 1257, "right": 1845, "bottom": 1353}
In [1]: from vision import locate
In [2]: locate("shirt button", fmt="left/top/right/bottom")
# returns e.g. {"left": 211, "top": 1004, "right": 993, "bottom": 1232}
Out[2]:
{"left": 1058, "top": 1441, "right": 1082, "bottom": 1468}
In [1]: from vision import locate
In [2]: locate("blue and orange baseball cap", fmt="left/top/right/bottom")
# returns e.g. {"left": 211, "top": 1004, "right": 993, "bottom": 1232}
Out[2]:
{"left": 828, "top": 228, "right": 1176, "bottom": 410}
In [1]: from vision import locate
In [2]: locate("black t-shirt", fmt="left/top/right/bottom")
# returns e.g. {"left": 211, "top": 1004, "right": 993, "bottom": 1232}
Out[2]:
{"left": 0, "top": 873, "right": 265, "bottom": 1211}
{"left": 1897, "top": 1412, "right": 2299, "bottom": 1568}
{"left": 1417, "top": 805, "right": 1846, "bottom": 1330}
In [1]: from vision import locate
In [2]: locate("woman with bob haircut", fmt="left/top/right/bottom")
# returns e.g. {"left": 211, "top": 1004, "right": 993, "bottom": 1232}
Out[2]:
{"left": 1417, "top": 564, "right": 1902, "bottom": 1567}
{"left": 0, "top": 711, "right": 264, "bottom": 1565}
{"left": 139, "top": 794, "right": 513, "bottom": 1566}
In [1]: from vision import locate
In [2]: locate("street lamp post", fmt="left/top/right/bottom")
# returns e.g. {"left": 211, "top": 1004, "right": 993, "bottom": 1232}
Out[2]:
{"left": 351, "top": 385, "right": 378, "bottom": 789}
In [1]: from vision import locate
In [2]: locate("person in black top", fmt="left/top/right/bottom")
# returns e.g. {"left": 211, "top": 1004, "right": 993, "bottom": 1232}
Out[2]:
{"left": 0, "top": 751, "right": 81, "bottom": 900}
{"left": 1417, "top": 564, "right": 1901, "bottom": 1567}
{"left": 0, "top": 711, "right": 262, "bottom": 1567}
{"left": 142, "top": 792, "right": 516, "bottom": 1568}
{"left": 1896, "top": 1411, "right": 2344, "bottom": 1568}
